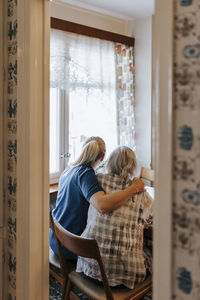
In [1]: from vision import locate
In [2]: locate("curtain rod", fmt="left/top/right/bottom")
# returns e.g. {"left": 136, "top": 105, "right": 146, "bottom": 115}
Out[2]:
{"left": 51, "top": 17, "right": 135, "bottom": 47}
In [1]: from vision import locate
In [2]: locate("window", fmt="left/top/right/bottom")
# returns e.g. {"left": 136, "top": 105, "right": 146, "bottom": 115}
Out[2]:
{"left": 50, "top": 26, "right": 135, "bottom": 183}
{"left": 50, "top": 29, "right": 118, "bottom": 183}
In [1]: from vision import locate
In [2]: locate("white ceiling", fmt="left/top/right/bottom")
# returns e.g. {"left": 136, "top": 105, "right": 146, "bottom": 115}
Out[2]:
{"left": 60, "top": 0, "right": 155, "bottom": 20}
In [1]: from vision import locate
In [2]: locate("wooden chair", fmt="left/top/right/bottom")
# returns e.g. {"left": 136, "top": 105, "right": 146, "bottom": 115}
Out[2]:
{"left": 140, "top": 167, "right": 155, "bottom": 184}
{"left": 49, "top": 246, "right": 64, "bottom": 285}
{"left": 49, "top": 211, "right": 64, "bottom": 285}
{"left": 51, "top": 214, "right": 152, "bottom": 300}
{"left": 49, "top": 212, "right": 75, "bottom": 287}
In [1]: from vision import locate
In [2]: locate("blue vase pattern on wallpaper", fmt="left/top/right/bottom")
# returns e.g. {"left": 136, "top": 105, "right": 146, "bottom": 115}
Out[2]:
{"left": 180, "top": 0, "right": 193, "bottom": 6}
{"left": 178, "top": 125, "right": 193, "bottom": 150}
{"left": 173, "top": 0, "right": 200, "bottom": 299}
{"left": 176, "top": 267, "right": 193, "bottom": 294}
{"left": 182, "top": 183, "right": 200, "bottom": 206}
{"left": 183, "top": 44, "right": 200, "bottom": 59}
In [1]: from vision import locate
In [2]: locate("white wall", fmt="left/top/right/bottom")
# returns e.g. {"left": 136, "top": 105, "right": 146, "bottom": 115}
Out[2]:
{"left": 128, "top": 17, "right": 152, "bottom": 168}
{"left": 51, "top": 0, "right": 128, "bottom": 35}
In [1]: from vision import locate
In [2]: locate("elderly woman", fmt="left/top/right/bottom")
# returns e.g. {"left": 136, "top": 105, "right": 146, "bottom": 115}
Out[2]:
{"left": 76, "top": 146, "right": 153, "bottom": 289}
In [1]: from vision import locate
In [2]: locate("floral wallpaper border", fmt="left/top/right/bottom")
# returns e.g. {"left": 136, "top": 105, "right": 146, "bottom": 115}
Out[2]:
{"left": 172, "top": 0, "right": 200, "bottom": 299}
{"left": 7, "top": 0, "right": 17, "bottom": 299}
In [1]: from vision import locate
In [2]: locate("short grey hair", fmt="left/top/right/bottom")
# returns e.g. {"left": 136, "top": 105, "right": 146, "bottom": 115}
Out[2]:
{"left": 106, "top": 146, "right": 137, "bottom": 179}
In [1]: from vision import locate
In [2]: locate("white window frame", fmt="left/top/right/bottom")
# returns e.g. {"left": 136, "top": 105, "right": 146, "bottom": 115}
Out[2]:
{"left": 50, "top": 88, "right": 68, "bottom": 184}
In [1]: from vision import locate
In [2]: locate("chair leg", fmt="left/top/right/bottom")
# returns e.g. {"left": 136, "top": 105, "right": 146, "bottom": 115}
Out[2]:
{"left": 62, "top": 278, "right": 68, "bottom": 300}
{"left": 63, "top": 279, "right": 73, "bottom": 300}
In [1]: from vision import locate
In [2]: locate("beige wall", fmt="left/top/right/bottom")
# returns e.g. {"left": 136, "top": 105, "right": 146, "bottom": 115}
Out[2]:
{"left": 128, "top": 17, "right": 152, "bottom": 169}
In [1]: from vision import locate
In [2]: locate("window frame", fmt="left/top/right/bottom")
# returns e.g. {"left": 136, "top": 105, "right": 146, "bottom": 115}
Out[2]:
{"left": 50, "top": 88, "right": 69, "bottom": 184}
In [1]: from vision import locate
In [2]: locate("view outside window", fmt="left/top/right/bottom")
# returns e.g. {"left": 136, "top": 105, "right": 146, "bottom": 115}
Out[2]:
{"left": 68, "top": 88, "right": 117, "bottom": 164}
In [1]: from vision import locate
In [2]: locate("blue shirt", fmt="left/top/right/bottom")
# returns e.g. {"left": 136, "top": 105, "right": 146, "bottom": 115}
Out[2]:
{"left": 50, "top": 164, "right": 104, "bottom": 259}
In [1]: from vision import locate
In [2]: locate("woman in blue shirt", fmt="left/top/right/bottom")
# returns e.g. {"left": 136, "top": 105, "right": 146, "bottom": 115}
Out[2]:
{"left": 50, "top": 136, "right": 145, "bottom": 259}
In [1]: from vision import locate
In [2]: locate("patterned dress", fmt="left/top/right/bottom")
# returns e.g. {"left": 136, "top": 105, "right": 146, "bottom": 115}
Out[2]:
{"left": 76, "top": 173, "right": 153, "bottom": 289}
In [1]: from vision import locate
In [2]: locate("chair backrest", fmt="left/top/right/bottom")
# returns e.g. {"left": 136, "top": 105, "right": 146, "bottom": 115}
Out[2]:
{"left": 49, "top": 211, "right": 54, "bottom": 230}
{"left": 140, "top": 167, "right": 154, "bottom": 183}
{"left": 51, "top": 214, "right": 114, "bottom": 300}
{"left": 50, "top": 212, "right": 78, "bottom": 279}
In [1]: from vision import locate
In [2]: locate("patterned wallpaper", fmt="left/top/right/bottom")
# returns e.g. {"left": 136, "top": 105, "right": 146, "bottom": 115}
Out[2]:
{"left": 115, "top": 44, "right": 135, "bottom": 150}
{"left": 7, "top": 0, "right": 17, "bottom": 299}
{"left": 173, "top": 0, "right": 200, "bottom": 299}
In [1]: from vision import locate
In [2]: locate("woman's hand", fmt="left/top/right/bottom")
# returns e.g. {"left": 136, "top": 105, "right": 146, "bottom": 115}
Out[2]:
{"left": 90, "top": 178, "right": 145, "bottom": 213}
{"left": 131, "top": 178, "right": 145, "bottom": 193}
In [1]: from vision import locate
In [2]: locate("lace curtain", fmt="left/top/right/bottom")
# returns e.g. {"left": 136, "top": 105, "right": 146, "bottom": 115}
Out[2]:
{"left": 51, "top": 29, "right": 116, "bottom": 95}
{"left": 50, "top": 29, "right": 135, "bottom": 154}
{"left": 50, "top": 29, "right": 117, "bottom": 158}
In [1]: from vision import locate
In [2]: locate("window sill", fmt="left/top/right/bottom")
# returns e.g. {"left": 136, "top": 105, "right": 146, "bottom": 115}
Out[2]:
{"left": 50, "top": 184, "right": 58, "bottom": 195}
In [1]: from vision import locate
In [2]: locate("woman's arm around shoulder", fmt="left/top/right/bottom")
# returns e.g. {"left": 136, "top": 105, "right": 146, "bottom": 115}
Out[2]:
{"left": 90, "top": 178, "right": 145, "bottom": 214}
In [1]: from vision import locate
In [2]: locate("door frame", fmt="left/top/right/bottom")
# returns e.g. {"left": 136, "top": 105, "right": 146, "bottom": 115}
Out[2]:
{"left": 16, "top": 0, "right": 50, "bottom": 299}
{"left": 152, "top": 0, "right": 173, "bottom": 299}
{"left": 15, "top": 0, "right": 173, "bottom": 299}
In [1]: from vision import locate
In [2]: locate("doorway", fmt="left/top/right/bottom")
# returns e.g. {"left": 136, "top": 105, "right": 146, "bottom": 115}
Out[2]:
{"left": 15, "top": 1, "right": 173, "bottom": 300}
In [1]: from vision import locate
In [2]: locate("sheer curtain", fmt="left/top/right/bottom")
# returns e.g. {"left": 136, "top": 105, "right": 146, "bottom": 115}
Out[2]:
{"left": 50, "top": 29, "right": 118, "bottom": 162}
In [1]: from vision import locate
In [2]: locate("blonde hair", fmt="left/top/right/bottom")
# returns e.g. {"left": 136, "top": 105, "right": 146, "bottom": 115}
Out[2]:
{"left": 71, "top": 136, "right": 106, "bottom": 168}
{"left": 106, "top": 146, "right": 137, "bottom": 180}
